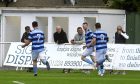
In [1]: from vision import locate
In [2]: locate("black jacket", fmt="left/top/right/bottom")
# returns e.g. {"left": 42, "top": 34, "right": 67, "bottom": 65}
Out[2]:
{"left": 21, "top": 32, "right": 29, "bottom": 43}
{"left": 115, "top": 32, "right": 126, "bottom": 44}
{"left": 53, "top": 30, "right": 69, "bottom": 44}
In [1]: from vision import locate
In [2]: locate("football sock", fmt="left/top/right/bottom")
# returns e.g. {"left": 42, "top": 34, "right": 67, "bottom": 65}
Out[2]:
{"left": 84, "top": 58, "right": 93, "bottom": 64}
{"left": 33, "top": 65, "right": 37, "bottom": 75}
{"left": 40, "top": 59, "right": 46, "bottom": 65}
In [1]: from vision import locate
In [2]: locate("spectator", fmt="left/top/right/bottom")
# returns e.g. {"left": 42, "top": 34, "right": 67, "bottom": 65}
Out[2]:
{"left": 115, "top": 26, "right": 129, "bottom": 43}
{"left": 71, "top": 27, "right": 85, "bottom": 44}
{"left": 53, "top": 26, "right": 69, "bottom": 44}
{"left": 70, "top": 27, "right": 85, "bottom": 73}
{"left": 53, "top": 26, "right": 69, "bottom": 73}
{"left": 21, "top": 26, "right": 31, "bottom": 43}
{"left": 21, "top": 26, "right": 33, "bottom": 72}
{"left": 113, "top": 25, "right": 129, "bottom": 75}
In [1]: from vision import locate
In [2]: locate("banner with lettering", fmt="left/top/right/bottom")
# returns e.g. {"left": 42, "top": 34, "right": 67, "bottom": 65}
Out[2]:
{"left": 3, "top": 43, "right": 95, "bottom": 69}
{"left": 111, "top": 44, "right": 140, "bottom": 70}
{"left": 3, "top": 42, "right": 140, "bottom": 70}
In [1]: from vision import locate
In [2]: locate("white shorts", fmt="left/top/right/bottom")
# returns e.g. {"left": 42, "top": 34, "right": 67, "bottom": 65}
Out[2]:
{"left": 32, "top": 50, "right": 40, "bottom": 60}
{"left": 39, "top": 50, "right": 46, "bottom": 59}
{"left": 82, "top": 47, "right": 95, "bottom": 57}
{"left": 96, "top": 49, "right": 107, "bottom": 62}
{"left": 32, "top": 50, "right": 48, "bottom": 60}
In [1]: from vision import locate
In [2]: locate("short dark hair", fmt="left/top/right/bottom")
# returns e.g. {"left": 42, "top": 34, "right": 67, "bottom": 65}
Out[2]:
{"left": 25, "top": 26, "right": 30, "bottom": 30}
{"left": 83, "top": 22, "right": 88, "bottom": 25}
{"left": 95, "top": 23, "right": 101, "bottom": 29}
{"left": 77, "top": 27, "right": 82, "bottom": 30}
{"left": 32, "top": 21, "right": 38, "bottom": 27}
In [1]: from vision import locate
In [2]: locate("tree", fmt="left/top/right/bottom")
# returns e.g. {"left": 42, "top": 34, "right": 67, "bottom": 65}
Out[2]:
{"left": 104, "top": 0, "right": 140, "bottom": 12}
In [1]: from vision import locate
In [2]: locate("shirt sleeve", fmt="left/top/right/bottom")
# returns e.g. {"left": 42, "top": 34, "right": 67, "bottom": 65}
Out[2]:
{"left": 93, "top": 33, "right": 96, "bottom": 38}
{"left": 88, "top": 30, "right": 94, "bottom": 39}
{"left": 121, "top": 32, "right": 129, "bottom": 39}
{"left": 28, "top": 32, "right": 32, "bottom": 41}
{"left": 73, "top": 34, "right": 77, "bottom": 41}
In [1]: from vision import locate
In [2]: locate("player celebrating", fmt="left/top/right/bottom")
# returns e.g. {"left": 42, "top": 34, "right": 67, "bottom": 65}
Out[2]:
{"left": 22, "top": 21, "right": 50, "bottom": 76}
{"left": 89, "top": 23, "right": 108, "bottom": 76}
{"left": 81, "top": 22, "right": 96, "bottom": 69}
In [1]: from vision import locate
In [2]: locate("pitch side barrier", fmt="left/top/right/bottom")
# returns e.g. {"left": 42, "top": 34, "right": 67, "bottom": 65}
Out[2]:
{"left": 3, "top": 42, "right": 140, "bottom": 70}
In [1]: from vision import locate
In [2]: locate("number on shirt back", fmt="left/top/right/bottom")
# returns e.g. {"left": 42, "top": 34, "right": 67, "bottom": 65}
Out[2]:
{"left": 100, "top": 34, "right": 105, "bottom": 41}
{"left": 37, "top": 34, "right": 41, "bottom": 42}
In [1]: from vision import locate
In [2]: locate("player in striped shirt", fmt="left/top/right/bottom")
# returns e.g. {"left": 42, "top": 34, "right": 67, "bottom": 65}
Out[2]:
{"left": 81, "top": 22, "right": 96, "bottom": 69}
{"left": 22, "top": 21, "right": 50, "bottom": 76}
{"left": 89, "top": 23, "right": 109, "bottom": 76}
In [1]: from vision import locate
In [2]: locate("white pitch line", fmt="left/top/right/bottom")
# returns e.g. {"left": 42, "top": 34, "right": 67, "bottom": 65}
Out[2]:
{"left": 12, "top": 81, "right": 24, "bottom": 84}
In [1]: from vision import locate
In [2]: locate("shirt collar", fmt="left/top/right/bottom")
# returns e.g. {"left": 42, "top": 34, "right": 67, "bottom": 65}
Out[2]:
{"left": 96, "top": 28, "right": 101, "bottom": 31}
{"left": 85, "top": 28, "right": 90, "bottom": 32}
{"left": 34, "top": 27, "right": 38, "bottom": 30}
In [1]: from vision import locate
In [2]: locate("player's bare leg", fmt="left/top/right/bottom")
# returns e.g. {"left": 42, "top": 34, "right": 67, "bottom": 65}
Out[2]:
{"left": 90, "top": 55, "right": 97, "bottom": 69}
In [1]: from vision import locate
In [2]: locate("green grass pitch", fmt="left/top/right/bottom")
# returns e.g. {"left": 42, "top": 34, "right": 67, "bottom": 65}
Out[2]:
{"left": 0, "top": 69, "right": 140, "bottom": 84}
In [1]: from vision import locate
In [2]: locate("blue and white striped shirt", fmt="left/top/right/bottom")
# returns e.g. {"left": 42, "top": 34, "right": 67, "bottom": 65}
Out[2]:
{"left": 93, "top": 29, "right": 108, "bottom": 51}
{"left": 28, "top": 28, "right": 45, "bottom": 51}
{"left": 85, "top": 29, "right": 94, "bottom": 46}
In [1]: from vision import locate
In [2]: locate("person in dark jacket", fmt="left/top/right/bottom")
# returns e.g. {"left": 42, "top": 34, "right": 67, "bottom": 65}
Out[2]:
{"left": 21, "top": 26, "right": 33, "bottom": 72}
{"left": 115, "top": 26, "right": 129, "bottom": 44}
{"left": 112, "top": 25, "right": 129, "bottom": 75}
{"left": 21, "top": 26, "right": 31, "bottom": 43}
{"left": 53, "top": 26, "right": 69, "bottom": 73}
{"left": 53, "top": 26, "right": 69, "bottom": 44}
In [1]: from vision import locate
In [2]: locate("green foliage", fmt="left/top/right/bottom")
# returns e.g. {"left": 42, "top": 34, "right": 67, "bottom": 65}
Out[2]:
{"left": 104, "top": 0, "right": 140, "bottom": 12}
